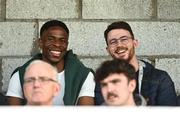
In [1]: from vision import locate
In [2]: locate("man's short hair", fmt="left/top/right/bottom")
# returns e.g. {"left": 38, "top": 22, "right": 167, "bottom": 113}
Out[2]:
{"left": 104, "top": 21, "right": 134, "bottom": 45}
{"left": 95, "top": 59, "right": 136, "bottom": 83}
{"left": 40, "top": 20, "right": 69, "bottom": 36}
{"left": 24, "top": 60, "right": 58, "bottom": 82}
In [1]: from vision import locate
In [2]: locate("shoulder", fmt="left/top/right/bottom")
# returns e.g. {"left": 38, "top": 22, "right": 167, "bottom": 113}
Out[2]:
{"left": 9, "top": 71, "right": 20, "bottom": 83}
{"left": 86, "top": 71, "right": 94, "bottom": 79}
{"left": 11, "top": 66, "right": 22, "bottom": 77}
{"left": 11, "top": 53, "right": 42, "bottom": 76}
{"left": 82, "top": 71, "right": 95, "bottom": 86}
{"left": 65, "top": 50, "right": 92, "bottom": 72}
{"left": 65, "top": 50, "right": 84, "bottom": 66}
{"left": 142, "top": 60, "right": 171, "bottom": 81}
{"left": 78, "top": 71, "right": 95, "bottom": 98}
{"left": 6, "top": 71, "right": 23, "bottom": 98}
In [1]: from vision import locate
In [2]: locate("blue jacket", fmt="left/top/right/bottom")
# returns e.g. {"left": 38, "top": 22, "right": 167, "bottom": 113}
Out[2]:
{"left": 95, "top": 60, "right": 177, "bottom": 106}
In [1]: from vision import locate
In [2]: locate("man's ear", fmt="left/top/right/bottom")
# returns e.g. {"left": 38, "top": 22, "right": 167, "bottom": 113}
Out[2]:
{"left": 53, "top": 83, "right": 60, "bottom": 97}
{"left": 106, "top": 46, "right": 110, "bottom": 55}
{"left": 129, "top": 79, "right": 136, "bottom": 93}
{"left": 38, "top": 38, "right": 43, "bottom": 49}
{"left": 133, "top": 39, "right": 139, "bottom": 48}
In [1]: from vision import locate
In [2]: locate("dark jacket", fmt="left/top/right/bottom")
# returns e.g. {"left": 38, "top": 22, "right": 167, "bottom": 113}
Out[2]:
{"left": 0, "top": 93, "right": 8, "bottom": 105}
{"left": 95, "top": 60, "right": 177, "bottom": 106}
{"left": 140, "top": 61, "right": 177, "bottom": 106}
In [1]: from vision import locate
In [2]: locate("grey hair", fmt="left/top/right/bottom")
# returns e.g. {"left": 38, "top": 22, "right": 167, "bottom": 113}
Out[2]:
{"left": 25, "top": 60, "right": 59, "bottom": 82}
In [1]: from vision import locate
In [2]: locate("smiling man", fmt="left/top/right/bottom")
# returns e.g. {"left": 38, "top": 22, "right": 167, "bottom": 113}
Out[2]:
{"left": 96, "top": 21, "right": 177, "bottom": 106}
{"left": 6, "top": 20, "right": 95, "bottom": 105}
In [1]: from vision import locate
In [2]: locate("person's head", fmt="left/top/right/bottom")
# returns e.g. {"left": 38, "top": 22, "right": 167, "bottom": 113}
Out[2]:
{"left": 95, "top": 59, "right": 136, "bottom": 106}
{"left": 104, "top": 21, "right": 139, "bottom": 62}
{"left": 23, "top": 60, "right": 60, "bottom": 105}
{"left": 39, "top": 20, "right": 69, "bottom": 65}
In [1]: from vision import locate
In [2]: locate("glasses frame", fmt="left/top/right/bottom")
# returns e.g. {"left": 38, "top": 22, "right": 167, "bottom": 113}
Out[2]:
{"left": 108, "top": 36, "right": 133, "bottom": 47}
{"left": 24, "top": 76, "right": 57, "bottom": 85}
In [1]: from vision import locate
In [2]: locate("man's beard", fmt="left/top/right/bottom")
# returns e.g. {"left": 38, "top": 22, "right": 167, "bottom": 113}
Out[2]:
{"left": 113, "top": 46, "right": 135, "bottom": 63}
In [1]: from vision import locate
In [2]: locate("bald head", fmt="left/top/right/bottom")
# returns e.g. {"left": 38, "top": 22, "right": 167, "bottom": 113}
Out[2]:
{"left": 23, "top": 60, "right": 60, "bottom": 105}
{"left": 24, "top": 60, "right": 58, "bottom": 81}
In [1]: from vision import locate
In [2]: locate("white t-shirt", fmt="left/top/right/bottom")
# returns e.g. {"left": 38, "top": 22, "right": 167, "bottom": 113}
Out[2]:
{"left": 6, "top": 70, "right": 95, "bottom": 105}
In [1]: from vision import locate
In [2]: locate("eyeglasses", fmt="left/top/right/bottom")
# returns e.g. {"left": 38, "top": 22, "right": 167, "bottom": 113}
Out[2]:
{"left": 24, "top": 77, "right": 57, "bottom": 85}
{"left": 108, "top": 36, "right": 132, "bottom": 47}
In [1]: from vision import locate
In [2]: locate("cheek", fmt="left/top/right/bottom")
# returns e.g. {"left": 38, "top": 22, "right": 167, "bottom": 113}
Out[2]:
{"left": 117, "top": 84, "right": 127, "bottom": 92}
{"left": 24, "top": 86, "right": 32, "bottom": 97}
{"left": 45, "top": 86, "right": 54, "bottom": 94}
{"left": 101, "top": 88, "right": 107, "bottom": 96}
{"left": 129, "top": 42, "right": 136, "bottom": 49}
{"left": 109, "top": 47, "right": 114, "bottom": 52}
{"left": 107, "top": 47, "right": 115, "bottom": 53}
{"left": 62, "top": 44, "right": 68, "bottom": 50}
{"left": 44, "top": 42, "right": 51, "bottom": 47}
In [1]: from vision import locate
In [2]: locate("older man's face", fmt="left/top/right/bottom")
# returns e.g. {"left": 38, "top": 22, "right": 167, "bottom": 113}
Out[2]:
{"left": 23, "top": 62, "right": 60, "bottom": 105}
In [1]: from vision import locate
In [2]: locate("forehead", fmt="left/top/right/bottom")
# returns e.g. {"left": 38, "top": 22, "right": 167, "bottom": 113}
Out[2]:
{"left": 43, "top": 26, "right": 68, "bottom": 35}
{"left": 25, "top": 63, "right": 55, "bottom": 78}
{"left": 101, "top": 73, "right": 128, "bottom": 83}
{"left": 107, "top": 29, "right": 132, "bottom": 40}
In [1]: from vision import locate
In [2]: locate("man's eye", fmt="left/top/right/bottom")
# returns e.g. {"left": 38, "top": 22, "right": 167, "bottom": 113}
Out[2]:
{"left": 112, "top": 80, "right": 120, "bottom": 84}
{"left": 121, "top": 38, "right": 128, "bottom": 42}
{"left": 100, "top": 83, "right": 107, "bottom": 88}
{"left": 39, "top": 77, "right": 48, "bottom": 82}
{"left": 60, "top": 38, "right": 68, "bottom": 43}
{"left": 110, "top": 40, "right": 117, "bottom": 44}
{"left": 47, "top": 37, "right": 54, "bottom": 40}
{"left": 25, "top": 79, "right": 33, "bottom": 83}
{"left": 60, "top": 38, "right": 65, "bottom": 41}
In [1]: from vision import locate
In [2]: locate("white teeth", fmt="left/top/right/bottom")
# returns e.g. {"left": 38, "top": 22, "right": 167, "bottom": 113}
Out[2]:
{"left": 50, "top": 51, "right": 61, "bottom": 54}
{"left": 117, "top": 49, "right": 126, "bottom": 54}
{"left": 119, "top": 50, "right": 125, "bottom": 53}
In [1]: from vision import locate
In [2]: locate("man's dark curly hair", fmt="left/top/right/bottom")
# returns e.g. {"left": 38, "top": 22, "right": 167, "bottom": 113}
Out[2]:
{"left": 95, "top": 59, "right": 136, "bottom": 83}
{"left": 104, "top": 21, "right": 134, "bottom": 45}
{"left": 40, "top": 20, "right": 69, "bottom": 37}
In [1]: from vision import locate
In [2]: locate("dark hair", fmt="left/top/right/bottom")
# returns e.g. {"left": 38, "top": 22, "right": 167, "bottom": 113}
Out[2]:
{"left": 104, "top": 21, "right": 134, "bottom": 45}
{"left": 40, "top": 20, "right": 69, "bottom": 37}
{"left": 95, "top": 59, "right": 136, "bottom": 83}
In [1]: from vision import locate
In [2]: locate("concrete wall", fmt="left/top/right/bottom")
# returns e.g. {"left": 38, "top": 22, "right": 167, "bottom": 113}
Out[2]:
{"left": 0, "top": 0, "right": 180, "bottom": 94}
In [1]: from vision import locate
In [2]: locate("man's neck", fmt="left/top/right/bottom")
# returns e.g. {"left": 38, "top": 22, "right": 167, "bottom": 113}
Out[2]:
{"left": 129, "top": 55, "right": 139, "bottom": 72}
{"left": 55, "top": 61, "right": 65, "bottom": 72}
{"left": 42, "top": 58, "right": 65, "bottom": 73}
{"left": 126, "top": 94, "right": 136, "bottom": 106}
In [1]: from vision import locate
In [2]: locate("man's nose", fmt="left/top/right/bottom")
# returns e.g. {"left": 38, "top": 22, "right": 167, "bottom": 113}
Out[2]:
{"left": 33, "top": 79, "right": 41, "bottom": 87}
{"left": 116, "top": 39, "right": 125, "bottom": 46}
{"left": 106, "top": 84, "right": 114, "bottom": 92}
{"left": 53, "top": 39, "right": 62, "bottom": 46}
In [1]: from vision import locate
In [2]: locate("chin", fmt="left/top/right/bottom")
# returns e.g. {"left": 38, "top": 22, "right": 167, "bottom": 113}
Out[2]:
{"left": 114, "top": 56, "right": 128, "bottom": 61}
{"left": 49, "top": 58, "right": 62, "bottom": 64}
{"left": 107, "top": 102, "right": 118, "bottom": 106}
{"left": 51, "top": 56, "right": 64, "bottom": 63}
